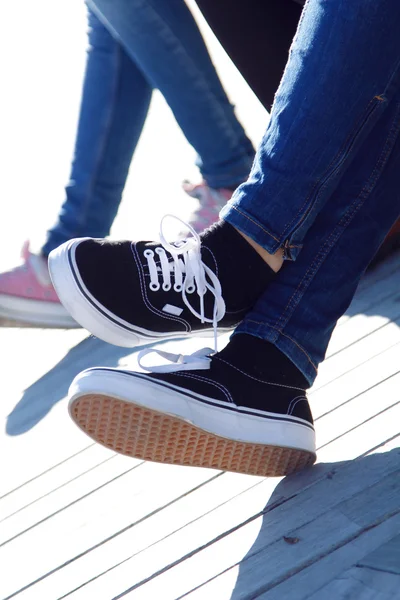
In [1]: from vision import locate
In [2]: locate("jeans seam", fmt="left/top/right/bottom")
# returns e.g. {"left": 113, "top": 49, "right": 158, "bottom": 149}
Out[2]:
{"left": 143, "top": 0, "right": 248, "bottom": 155}
{"left": 228, "top": 205, "right": 281, "bottom": 243}
{"left": 273, "top": 99, "right": 400, "bottom": 334}
{"left": 75, "top": 41, "right": 122, "bottom": 234}
{"left": 231, "top": 96, "right": 383, "bottom": 251}
{"left": 280, "top": 96, "right": 385, "bottom": 242}
{"left": 284, "top": 49, "right": 400, "bottom": 242}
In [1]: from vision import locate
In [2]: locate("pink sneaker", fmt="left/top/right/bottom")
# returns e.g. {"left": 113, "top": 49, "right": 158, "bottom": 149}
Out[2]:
{"left": 182, "top": 180, "right": 234, "bottom": 232}
{"left": 0, "top": 241, "right": 77, "bottom": 327}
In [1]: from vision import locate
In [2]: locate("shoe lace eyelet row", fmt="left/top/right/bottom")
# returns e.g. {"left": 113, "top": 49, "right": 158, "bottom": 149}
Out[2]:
{"left": 142, "top": 215, "right": 226, "bottom": 354}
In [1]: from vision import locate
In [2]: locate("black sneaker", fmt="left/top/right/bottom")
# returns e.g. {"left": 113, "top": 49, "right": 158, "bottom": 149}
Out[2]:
{"left": 48, "top": 217, "right": 275, "bottom": 348}
{"left": 67, "top": 335, "right": 316, "bottom": 477}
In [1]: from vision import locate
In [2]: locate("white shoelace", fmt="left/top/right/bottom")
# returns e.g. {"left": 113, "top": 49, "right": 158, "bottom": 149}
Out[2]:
{"left": 139, "top": 214, "right": 225, "bottom": 373}
{"left": 138, "top": 346, "right": 214, "bottom": 373}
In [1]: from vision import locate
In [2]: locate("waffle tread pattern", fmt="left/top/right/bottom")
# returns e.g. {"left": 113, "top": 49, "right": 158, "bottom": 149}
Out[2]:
{"left": 71, "top": 394, "right": 316, "bottom": 477}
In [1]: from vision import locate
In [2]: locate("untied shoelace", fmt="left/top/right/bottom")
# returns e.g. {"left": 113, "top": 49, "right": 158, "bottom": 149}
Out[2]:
{"left": 138, "top": 215, "right": 225, "bottom": 373}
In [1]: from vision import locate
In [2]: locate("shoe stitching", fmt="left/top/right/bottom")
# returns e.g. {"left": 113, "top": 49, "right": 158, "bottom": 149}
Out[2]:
{"left": 228, "top": 206, "right": 280, "bottom": 243}
{"left": 202, "top": 244, "right": 218, "bottom": 278}
{"left": 272, "top": 99, "right": 396, "bottom": 336}
{"left": 214, "top": 356, "right": 306, "bottom": 392}
{"left": 172, "top": 372, "right": 234, "bottom": 404}
{"left": 132, "top": 243, "right": 190, "bottom": 331}
{"left": 287, "top": 395, "right": 309, "bottom": 416}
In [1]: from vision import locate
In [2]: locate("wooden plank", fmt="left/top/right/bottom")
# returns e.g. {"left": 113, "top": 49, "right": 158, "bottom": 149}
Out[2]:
{"left": 313, "top": 373, "right": 400, "bottom": 449}
{"left": 0, "top": 294, "right": 396, "bottom": 596}
{"left": 0, "top": 335, "right": 140, "bottom": 497}
{"left": 0, "top": 335, "right": 216, "bottom": 499}
{"left": 38, "top": 444, "right": 399, "bottom": 599}
{"left": 310, "top": 343, "right": 400, "bottom": 420}
{"left": 258, "top": 514, "right": 400, "bottom": 600}
{"left": 343, "top": 261, "right": 400, "bottom": 317}
{"left": 356, "top": 252, "right": 400, "bottom": 294}
{"left": 12, "top": 473, "right": 266, "bottom": 600}
{"left": 121, "top": 475, "right": 399, "bottom": 600}
{"left": 0, "top": 324, "right": 397, "bottom": 510}
{"left": 312, "top": 322, "right": 400, "bottom": 392}
{"left": 306, "top": 566, "right": 400, "bottom": 600}
{"left": 0, "top": 444, "right": 115, "bottom": 519}
{"left": 0, "top": 454, "right": 142, "bottom": 546}
{"left": 0, "top": 463, "right": 218, "bottom": 600}
{"left": 0, "top": 328, "right": 86, "bottom": 419}
{"left": 0, "top": 4, "right": 398, "bottom": 599}
{"left": 337, "top": 254, "right": 400, "bottom": 328}
{"left": 182, "top": 521, "right": 400, "bottom": 600}
{"left": 0, "top": 402, "right": 95, "bottom": 498}
{"left": 179, "top": 472, "right": 400, "bottom": 600}
{"left": 372, "top": 434, "right": 400, "bottom": 454}
{"left": 326, "top": 293, "right": 400, "bottom": 358}
{"left": 13, "top": 403, "right": 399, "bottom": 598}
{"left": 317, "top": 403, "right": 400, "bottom": 463}
{"left": 338, "top": 472, "right": 400, "bottom": 526}
{"left": 358, "top": 534, "right": 400, "bottom": 576}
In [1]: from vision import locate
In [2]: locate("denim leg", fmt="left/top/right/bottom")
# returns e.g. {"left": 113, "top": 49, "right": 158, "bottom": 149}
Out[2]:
{"left": 42, "top": 10, "right": 152, "bottom": 256}
{"left": 236, "top": 90, "right": 400, "bottom": 384}
{"left": 221, "top": 0, "right": 400, "bottom": 258}
{"left": 87, "top": 0, "right": 255, "bottom": 189}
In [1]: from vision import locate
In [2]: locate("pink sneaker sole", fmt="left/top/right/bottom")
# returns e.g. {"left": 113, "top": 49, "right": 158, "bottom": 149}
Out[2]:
{"left": 0, "top": 293, "right": 77, "bottom": 327}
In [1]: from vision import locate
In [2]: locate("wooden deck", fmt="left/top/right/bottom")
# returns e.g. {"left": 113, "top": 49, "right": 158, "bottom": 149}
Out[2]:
{"left": 1, "top": 250, "right": 399, "bottom": 600}
{"left": 1, "top": 2, "right": 399, "bottom": 598}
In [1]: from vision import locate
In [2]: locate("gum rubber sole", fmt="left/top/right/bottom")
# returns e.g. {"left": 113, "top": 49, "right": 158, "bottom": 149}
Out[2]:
{"left": 70, "top": 394, "right": 316, "bottom": 477}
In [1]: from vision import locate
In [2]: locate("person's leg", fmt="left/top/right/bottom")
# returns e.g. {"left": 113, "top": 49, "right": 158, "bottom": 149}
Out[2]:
{"left": 220, "top": 0, "right": 400, "bottom": 260}
{"left": 56, "top": 0, "right": 400, "bottom": 476}
{"left": 49, "top": 0, "right": 400, "bottom": 346}
{"left": 194, "top": 0, "right": 303, "bottom": 111}
{"left": 235, "top": 88, "right": 400, "bottom": 384}
{"left": 42, "top": 9, "right": 153, "bottom": 256}
{"left": 87, "top": 0, "right": 255, "bottom": 190}
{"left": 0, "top": 9, "right": 152, "bottom": 327}
{"left": 64, "top": 104, "right": 400, "bottom": 475}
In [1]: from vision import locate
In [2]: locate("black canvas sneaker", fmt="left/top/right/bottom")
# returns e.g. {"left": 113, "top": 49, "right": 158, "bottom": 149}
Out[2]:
{"left": 48, "top": 216, "right": 275, "bottom": 348}
{"left": 67, "top": 334, "right": 316, "bottom": 477}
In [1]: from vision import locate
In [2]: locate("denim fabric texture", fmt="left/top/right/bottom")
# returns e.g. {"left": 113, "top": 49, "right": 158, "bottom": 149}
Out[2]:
{"left": 43, "top": 3, "right": 254, "bottom": 256}
{"left": 222, "top": 0, "right": 400, "bottom": 383}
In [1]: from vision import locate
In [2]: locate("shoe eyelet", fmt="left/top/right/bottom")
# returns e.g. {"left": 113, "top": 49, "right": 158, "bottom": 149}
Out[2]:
{"left": 174, "top": 283, "right": 182, "bottom": 292}
{"left": 162, "top": 283, "right": 171, "bottom": 291}
{"left": 149, "top": 282, "right": 160, "bottom": 291}
{"left": 143, "top": 249, "right": 154, "bottom": 258}
{"left": 186, "top": 284, "right": 195, "bottom": 294}
{"left": 155, "top": 247, "right": 164, "bottom": 255}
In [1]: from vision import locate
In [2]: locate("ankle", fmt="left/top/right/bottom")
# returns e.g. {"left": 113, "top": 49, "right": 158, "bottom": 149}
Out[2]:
{"left": 220, "top": 333, "right": 309, "bottom": 390}
{"left": 234, "top": 228, "right": 284, "bottom": 273}
{"left": 200, "top": 221, "right": 276, "bottom": 313}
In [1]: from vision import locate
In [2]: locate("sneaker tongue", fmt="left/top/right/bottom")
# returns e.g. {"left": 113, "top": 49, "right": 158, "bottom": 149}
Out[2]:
{"left": 28, "top": 253, "right": 52, "bottom": 287}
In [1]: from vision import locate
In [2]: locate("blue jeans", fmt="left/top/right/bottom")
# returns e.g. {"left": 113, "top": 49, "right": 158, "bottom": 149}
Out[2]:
{"left": 42, "top": 2, "right": 254, "bottom": 256}
{"left": 221, "top": 0, "right": 400, "bottom": 384}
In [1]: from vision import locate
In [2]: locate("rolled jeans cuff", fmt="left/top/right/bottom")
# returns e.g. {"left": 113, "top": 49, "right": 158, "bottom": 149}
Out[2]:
{"left": 220, "top": 200, "right": 302, "bottom": 259}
